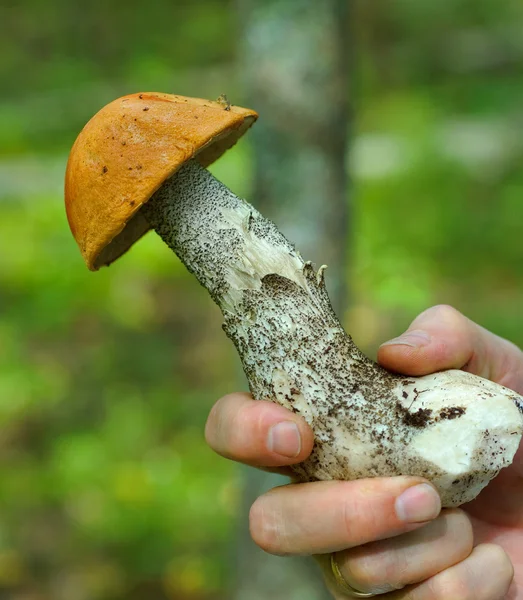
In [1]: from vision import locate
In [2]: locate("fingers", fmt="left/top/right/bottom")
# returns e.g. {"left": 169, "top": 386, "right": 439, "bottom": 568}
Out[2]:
{"left": 378, "top": 304, "right": 523, "bottom": 392}
{"left": 249, "top": 478, "right": 441, "bottom": 556}
{"left": 328, "top": 510, "right": 473, "bottom": 596}
{"left": 378, "top": 305, "right": 475, "bottom": 374}
{"left": 386, "top": 543, "right": 514, "bottom": 600}
{"left": 205, "top": 392, "right": 314, "bottom": 468}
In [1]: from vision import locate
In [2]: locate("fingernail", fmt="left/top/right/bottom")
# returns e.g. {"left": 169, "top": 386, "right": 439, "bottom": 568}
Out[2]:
{"left": 395, "top": 483, "right": 441, "bottom": 523}
{"left": 267, "top": 421, "right": 302, "bottom": 458}
{"left": 380, "top": 329, "right": 431, "bottom": 348}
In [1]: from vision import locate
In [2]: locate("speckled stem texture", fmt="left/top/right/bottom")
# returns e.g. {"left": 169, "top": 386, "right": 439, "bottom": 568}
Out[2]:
{"left": 142, "top": 160, "right": 523, "bottom": 507}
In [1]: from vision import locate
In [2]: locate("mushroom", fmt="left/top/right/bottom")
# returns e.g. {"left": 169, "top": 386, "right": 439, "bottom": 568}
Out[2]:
{"left": 65, "top": 92, "right": 523, "bottom": 507}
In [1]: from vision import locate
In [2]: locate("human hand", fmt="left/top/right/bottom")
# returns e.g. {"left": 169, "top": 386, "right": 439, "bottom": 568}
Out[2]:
{"left": 205, "top": 305, "right": 523, "bottom": 599}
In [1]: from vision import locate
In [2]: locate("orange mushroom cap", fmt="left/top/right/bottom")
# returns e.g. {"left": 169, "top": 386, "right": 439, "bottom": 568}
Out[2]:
{"left": 65, "top": 92, "right": 258, "bottom": 270}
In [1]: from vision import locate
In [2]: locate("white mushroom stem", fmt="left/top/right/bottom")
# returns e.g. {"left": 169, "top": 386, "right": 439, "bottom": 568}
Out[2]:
{"left": 142, "top": 160, "right": 523, "bottom": 507}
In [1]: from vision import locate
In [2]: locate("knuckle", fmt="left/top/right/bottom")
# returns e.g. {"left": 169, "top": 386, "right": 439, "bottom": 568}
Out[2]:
{"left": 216, "top": 392, "right": 242, "bottom": 410}
{"left": 430, "top": 544, "right": 514, "bottom": 600}
{"left": 429, "top": 304, "right": 462, "bottom": 321}
{"left": 343, "top": 555, "right": 378, "bottom": 591}
{"left": 487, "top": 544, "right": 514, "bottom": 588}
{"left": 249, "top": 497, "right": 286, "bottom": 555}
{"left": 445, "top": 509, "right": 474, "bottom": 555}
{"left": 430, "top": 572, "right": 472, "bottom": 600}
{"left": 418, "top": 304, "right": 467, "bottom": 333}
{"left": 205, "top": 393, "right": 260, "bottom": 460}
{"left": 345, "top": 547, "right": 408, "bottom": 594}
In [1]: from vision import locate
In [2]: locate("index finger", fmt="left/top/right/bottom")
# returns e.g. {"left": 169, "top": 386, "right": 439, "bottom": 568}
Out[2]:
{"left": 205, "top": 392, "right": 315, "bottom": 468}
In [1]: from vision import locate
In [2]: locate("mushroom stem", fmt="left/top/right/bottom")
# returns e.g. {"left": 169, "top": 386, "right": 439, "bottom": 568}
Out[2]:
{"left": 142, "top": 160, "right": 523, "bottom": 507}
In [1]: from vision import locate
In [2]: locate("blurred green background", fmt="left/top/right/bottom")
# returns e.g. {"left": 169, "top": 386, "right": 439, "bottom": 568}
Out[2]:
{"left": 1, "top": 0, "right": 523, "bottom": 598}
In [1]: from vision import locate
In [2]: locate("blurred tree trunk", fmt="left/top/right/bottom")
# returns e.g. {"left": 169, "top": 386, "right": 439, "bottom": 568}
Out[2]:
{"left": 233, "top": 1, "right": 350, "bottom": 599}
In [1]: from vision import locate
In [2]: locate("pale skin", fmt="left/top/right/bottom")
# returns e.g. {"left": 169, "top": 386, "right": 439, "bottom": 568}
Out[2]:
{"left": 205, "top": 305, "right": 523, "bottom": 599}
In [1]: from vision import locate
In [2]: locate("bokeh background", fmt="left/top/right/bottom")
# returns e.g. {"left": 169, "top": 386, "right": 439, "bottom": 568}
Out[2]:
{"left": 1, "top": 0, "right": 523, "bottom": 598}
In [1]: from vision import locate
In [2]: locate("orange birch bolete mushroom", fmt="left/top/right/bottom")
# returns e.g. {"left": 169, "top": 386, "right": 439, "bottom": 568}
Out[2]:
{"left": 65, "top": 92, "right": 523, "bottom": 507}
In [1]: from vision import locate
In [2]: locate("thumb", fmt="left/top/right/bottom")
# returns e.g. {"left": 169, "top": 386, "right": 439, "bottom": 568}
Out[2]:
{"left": 377, "top": 305, "right": 523, "bottom": 393}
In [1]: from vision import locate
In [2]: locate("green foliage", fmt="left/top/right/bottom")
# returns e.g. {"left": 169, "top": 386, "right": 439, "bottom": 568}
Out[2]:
{"left": 1, "top": 0, "right": 238, "bottom": 156}
{"left": 2, "top": 0, "right": 523, "bottom": 598}
{"left": 0, "top": 198, "right": 235, "bottom": 598}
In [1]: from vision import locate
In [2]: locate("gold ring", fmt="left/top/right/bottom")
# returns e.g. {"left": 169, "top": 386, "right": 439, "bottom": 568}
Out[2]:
{"left": 330, "top": 553, "right": 377, "bottom": 598}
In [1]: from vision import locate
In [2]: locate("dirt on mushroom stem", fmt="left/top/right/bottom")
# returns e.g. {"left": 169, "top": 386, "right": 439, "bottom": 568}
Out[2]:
{"left": 141, "top": 160, "right": 523, "bottom": 507}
